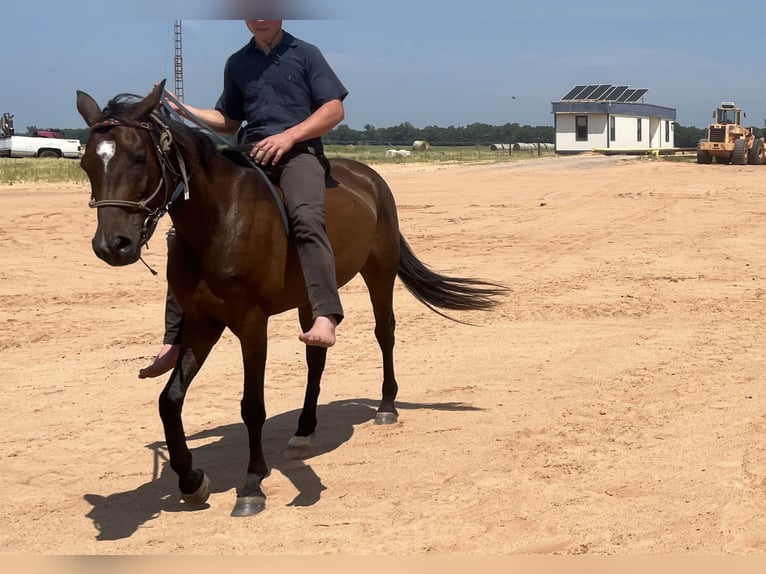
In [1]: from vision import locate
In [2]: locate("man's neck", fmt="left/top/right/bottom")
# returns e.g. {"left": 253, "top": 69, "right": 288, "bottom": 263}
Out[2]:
{"left": 254, "top": 29, "right": 283, "bottom": 55}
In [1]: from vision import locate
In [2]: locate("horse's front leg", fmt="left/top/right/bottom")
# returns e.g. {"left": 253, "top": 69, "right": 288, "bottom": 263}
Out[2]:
{"left": 231, "top": 315, "right": 270, "bottom": 517}
{"left": 158, "top": 316, "right": 225, "bottom": 506}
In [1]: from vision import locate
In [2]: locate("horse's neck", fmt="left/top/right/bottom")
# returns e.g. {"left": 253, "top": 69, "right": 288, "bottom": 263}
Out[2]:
{"left": 168, "top": 157, "right": 281, "bottom": 247}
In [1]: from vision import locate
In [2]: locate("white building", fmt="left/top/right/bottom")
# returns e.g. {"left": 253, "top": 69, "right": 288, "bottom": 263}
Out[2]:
{"left": 551, "top": 84, "right": 676, "bottom": 154}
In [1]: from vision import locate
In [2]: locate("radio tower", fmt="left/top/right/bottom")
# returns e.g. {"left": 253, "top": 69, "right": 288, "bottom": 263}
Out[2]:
{"left": 173, "top": 20, "right": 184, "bottom": 102}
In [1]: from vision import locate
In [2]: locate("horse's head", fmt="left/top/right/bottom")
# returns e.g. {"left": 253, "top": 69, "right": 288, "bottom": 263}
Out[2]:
{"left": 76, "top": 80, "right": 171, "bottom": 266}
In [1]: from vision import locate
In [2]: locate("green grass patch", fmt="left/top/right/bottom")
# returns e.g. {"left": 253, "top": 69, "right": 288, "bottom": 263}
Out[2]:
{"left": 324, "top": 144, "right": 554, "bottom": 164}
{"left": 0, "top": 158, "right": 87, "bottom": 185}
{"left": 0, "top": 145, "right": 556, "bottom": 185}
{"left": 660, "top": 153, "right": 697, "bottom": 163}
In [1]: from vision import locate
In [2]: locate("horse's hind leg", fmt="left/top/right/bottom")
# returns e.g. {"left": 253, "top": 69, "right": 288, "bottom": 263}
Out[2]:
{"left": 158, "top": 317, "right": 225, "bottom": 506}
{"left": 286, "top": 305, "right": 328, "bottom": 458}
{"left": 360, "top": 266, "right": 399, "bottom": 425}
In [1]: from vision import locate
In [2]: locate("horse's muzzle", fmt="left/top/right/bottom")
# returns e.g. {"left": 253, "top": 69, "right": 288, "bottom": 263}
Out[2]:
{"left": 92, "top": 232, "right": 141, "bottom": 266}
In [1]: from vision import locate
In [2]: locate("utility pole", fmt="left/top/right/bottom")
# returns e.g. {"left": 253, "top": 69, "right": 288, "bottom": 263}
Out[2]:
{"left": 173, "top": 20, "right": 184, "bottom": 102}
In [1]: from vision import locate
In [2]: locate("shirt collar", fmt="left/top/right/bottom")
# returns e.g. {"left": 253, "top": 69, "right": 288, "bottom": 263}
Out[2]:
{"left": 247, "top": 30, "right": 297, "bottom": 56}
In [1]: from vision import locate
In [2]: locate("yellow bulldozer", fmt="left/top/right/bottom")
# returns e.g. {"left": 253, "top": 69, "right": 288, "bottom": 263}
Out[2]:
{"left": 696, "top": 102, "right": 765, "bottom": 165}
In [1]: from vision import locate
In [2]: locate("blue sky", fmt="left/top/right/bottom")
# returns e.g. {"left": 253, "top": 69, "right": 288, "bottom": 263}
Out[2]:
{"left": 5, "top": 1, "right": 766, "bottom": 132}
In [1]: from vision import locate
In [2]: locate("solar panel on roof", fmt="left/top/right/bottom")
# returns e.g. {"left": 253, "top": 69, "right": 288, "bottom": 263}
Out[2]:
{"left": 625, "top": 88, "right": 648, "bottom": 102}
{"left": 562, "top": 85, "right": 587, "bottom": 100}
{"left": 578, "top": 84, "right": 601, "bottom": 99}
{"left": 574, "top": 86, "right": 595, "bottom": 99}
{"left": 607, "top": 86, "right": 629, "bottom": 101}
{"left": 561, "top": 83, "right": 649, "bottom": 103}
{"left": 590, "top": 84, "right": 612, "bottom": 100}
{"left": 616, "top": 89, "right": 635, "bottom": 102}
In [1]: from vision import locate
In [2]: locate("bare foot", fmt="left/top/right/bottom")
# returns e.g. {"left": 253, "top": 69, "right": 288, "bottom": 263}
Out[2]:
{"left": 298, "top": 316, "right": 337, "bottom": 348}
{"left": 138, "top": 343, "right": 180, "bottom": 379}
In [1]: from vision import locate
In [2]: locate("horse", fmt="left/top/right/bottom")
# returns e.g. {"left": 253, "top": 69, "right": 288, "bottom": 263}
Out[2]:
{"left": 76, "top": 81, "right": 508, "bottom": 517}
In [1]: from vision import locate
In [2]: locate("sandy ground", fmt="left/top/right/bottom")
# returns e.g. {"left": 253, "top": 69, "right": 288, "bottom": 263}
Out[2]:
{"left": 3, "top": 154, "right": 766, "bottom": 555}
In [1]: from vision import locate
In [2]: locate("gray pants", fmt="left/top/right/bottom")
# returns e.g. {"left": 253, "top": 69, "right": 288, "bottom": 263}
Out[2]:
{"left": 160, "top": 150, "right": 343, "bottom": 343}
{"left": 163, "top": 228, "right": 184, "bottom": 345}
{"left": 275, "top": 151, "right": 344, "bottom": 322}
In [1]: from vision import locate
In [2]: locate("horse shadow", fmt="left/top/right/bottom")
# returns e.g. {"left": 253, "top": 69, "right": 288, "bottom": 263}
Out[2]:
{"left": 83, "top": 398, "right": 481, "bottom": 540}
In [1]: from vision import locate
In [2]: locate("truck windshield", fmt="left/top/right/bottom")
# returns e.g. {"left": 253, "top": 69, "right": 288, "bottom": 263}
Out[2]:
{"left": 717, "top": 109, "right": 737, "bottom": 124}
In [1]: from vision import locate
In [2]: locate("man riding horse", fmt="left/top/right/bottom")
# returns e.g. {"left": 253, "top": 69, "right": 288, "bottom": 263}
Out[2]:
{"left": 140, "top": 19, "right": 347, "bottom": 378}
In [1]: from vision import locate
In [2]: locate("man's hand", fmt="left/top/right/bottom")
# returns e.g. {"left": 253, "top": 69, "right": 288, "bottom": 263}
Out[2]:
{"left": 250, "top": 131, "right": 297, "bottom": 166}
{"left": 157, "top": 86, "right": 183, "bottom": 114}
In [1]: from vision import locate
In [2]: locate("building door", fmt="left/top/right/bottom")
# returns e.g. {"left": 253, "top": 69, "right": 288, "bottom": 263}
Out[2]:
{"left": 649, "top": 117, "right": 660, "bottom": 148}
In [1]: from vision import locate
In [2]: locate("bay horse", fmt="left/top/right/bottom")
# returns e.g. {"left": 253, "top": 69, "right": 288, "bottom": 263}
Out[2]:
{"left": 76, "top": 81, "right": 508, "bottom": 517}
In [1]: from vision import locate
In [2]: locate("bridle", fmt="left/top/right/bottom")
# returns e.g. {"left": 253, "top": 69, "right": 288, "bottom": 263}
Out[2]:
{"left": 87, "top": 112, "right": 190, "bottom": 249}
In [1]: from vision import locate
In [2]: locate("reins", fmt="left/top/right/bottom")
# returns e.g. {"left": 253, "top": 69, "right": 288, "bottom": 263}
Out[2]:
{"left": 159, "top": 91, "right": 290, "bottom": 235}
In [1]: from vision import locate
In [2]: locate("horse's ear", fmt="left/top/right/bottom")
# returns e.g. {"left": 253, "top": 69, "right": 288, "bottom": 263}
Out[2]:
{"left": 76, "top": 90, "right": 102, "bottom": 127}
{"left": 127, "top": 79, "right": 167, "bottom": 121}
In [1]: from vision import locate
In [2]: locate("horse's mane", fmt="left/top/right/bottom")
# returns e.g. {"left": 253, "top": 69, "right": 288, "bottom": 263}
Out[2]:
{"left": 102, "top": 93, "right": 221, "bottom": 169}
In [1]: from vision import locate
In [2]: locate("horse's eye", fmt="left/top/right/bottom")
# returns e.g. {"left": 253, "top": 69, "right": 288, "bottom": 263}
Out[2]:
{"left": 135, "top": 154, "right": 147, "bottom": 165}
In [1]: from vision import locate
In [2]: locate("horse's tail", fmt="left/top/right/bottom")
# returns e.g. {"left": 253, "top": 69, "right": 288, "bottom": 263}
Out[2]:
{"left": 396, "top": 234, "right": 509, "bottom": 323}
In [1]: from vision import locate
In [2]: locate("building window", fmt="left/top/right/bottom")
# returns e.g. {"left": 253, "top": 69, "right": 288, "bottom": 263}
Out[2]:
{"left": 665, "top": 120, "right": 670, "bottom": 143}
{"left": 610, "top": 116, "right": 616, "bottom": 142}
{"left": 576, "top": 116, "right": 588, "bottom": 141}
{"left": 637, "top": 118, "right": 642, "bottom": 142}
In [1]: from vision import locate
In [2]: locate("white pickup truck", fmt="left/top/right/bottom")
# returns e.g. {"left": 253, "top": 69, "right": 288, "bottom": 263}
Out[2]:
{"left": 0, "top": 134, "right": 82, "bottom": 159}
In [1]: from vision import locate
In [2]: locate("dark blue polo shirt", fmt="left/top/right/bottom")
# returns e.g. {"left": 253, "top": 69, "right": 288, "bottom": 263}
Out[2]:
{"left": 215, "top": 30, "right": 348, "bottom": 154}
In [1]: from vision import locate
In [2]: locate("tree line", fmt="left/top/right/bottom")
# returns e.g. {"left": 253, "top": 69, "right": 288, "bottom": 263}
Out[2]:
{"left": 33, "top": 122, "right": 763, "bottom": 149}
{"left": 40, "top": 121, "right": 560, "bottom": 147}
{"left": 329, "top": 122, "right": 759, "bottom": 149}
{"left": 325, "top": 121, "right": 556, "bottom": 146}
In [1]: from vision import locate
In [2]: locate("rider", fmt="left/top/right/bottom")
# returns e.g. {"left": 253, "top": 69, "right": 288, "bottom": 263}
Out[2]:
{"left": 139, "top": 19, "right": 347, "bottom": 378}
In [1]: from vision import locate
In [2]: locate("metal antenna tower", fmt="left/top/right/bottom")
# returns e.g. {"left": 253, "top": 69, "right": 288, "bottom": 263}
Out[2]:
{"left": 173, "top": 20, "right": 184, "bottom": 102}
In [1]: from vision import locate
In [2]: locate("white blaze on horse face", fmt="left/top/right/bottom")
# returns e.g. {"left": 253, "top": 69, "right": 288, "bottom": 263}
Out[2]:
{"left": 96, "top": 140, "right": 116, "bottom": 172}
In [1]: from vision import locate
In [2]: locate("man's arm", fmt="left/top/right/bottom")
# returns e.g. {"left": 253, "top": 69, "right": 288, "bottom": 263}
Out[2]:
{"left": 176, "top": 103, "right": 242, "bottom": 136}
{"left": 252, "top": 99, "right": 345, "bottom": 165}
{"left": 160, "top": 86, "right": 241, "bottom": 136}
{"left": 283, "top": 99, "right": 345, "bottom": 144}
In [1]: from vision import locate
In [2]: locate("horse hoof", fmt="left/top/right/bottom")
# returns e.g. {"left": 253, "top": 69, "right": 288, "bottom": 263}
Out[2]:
{"left": 286, "top": 434, "right": 313, "bottom": 459}
{"left": 375, "top": 411, "right": 398, "bottom": 425}
{"left": 231, "top": 495, "right": 266, "bottom": 517}
{"left": 182, "top": 472, "right": 211, "bottom": 505}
